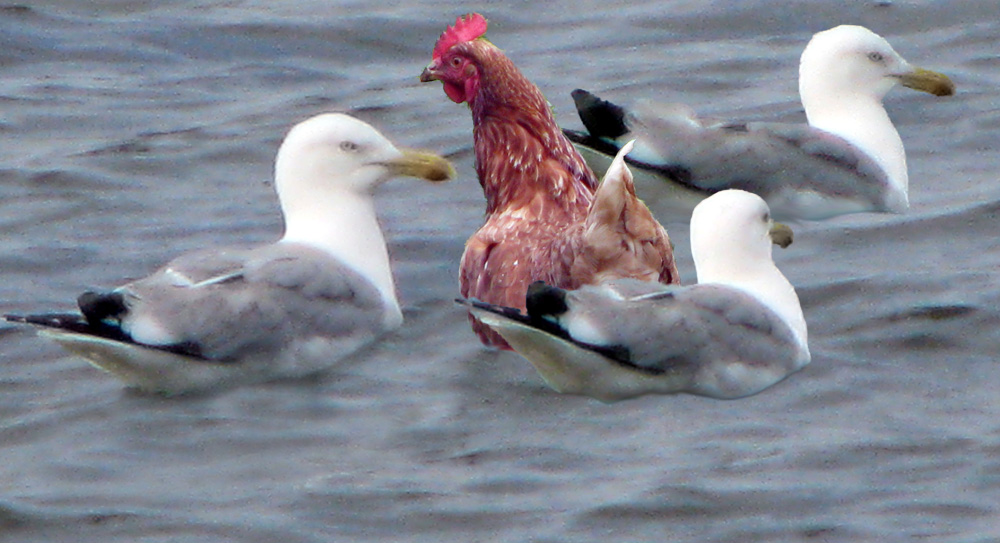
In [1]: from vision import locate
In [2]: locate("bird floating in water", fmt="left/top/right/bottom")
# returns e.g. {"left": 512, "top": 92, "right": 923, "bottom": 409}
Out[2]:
{"left": 420, "top": 13, "right": 679, "bottom": 349}
{"left": 461, "top": 189, "right": 809, "bottom": 402}
{"left": 564, "top": 25, "right": 955, "bottom": 222}
{"left": 5, "top": 113, "right": 454, "bottom": 395}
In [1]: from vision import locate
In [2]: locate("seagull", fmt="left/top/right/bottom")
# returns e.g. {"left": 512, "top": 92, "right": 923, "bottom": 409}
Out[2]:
{"left": 460, "top": 189, "right": 809, "bottom": 402}
{"left": 5, "top": 113, "right": 454, "bottom": 395}
{"left": 564, "top": 25, "right": 955, "bottom": 222}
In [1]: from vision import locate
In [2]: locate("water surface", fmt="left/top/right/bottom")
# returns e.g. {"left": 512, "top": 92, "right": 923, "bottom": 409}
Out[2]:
{"left": 1, "top": 1, "right": 998, "bottom": 541}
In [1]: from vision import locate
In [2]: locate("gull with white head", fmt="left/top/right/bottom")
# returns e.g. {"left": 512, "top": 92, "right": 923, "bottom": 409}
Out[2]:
{"left": 462, "top": 182, "right": 809, "bottom": 402}
{"left": 564, "top": 25, "right": 955, "bottom": 222}
{"left": 6, "top": 113, "right": 454, "bottom": 395}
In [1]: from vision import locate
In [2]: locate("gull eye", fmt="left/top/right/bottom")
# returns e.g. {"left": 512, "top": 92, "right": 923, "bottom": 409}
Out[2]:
{"left": 867, "top": 51, "right": 884, "bottom": 63}
{"left": 762, "top": 212, "right": 771, "bottom": 223}
{"left": 339, "top": 140, "right": 359, "bottom": 152}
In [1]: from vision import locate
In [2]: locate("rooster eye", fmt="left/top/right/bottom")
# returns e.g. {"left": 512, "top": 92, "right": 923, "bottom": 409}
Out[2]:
{"left": 867, "top": 51, "right": 884, "bottom": 63}
{"left": 339, "top": 141, "right": 359, "bottom": 152}
{"left": 450, "top": 57, "right": 462, "bottom": 67}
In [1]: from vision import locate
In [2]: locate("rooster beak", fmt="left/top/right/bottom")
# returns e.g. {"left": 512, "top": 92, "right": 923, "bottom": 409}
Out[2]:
{"left": 419, "top": 61, "right": 441, "bottom": 83}
{"left": 382, "top": 149, "right": 455, "bottom": 183}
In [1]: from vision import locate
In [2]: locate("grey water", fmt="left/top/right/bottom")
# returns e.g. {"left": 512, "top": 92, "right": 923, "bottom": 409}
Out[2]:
{"left": 1, "top": 1, "right": 998, "bottom": 541}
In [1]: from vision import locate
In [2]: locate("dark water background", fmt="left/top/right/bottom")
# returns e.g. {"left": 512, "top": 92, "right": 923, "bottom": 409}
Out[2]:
{"left": 1, "top": 1, "right": 998, "bottom": 541}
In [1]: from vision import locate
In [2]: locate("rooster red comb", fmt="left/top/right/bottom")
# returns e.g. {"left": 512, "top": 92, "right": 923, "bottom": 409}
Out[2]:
{"left": 432, "top": 13, "right": 488, "bottom": 60}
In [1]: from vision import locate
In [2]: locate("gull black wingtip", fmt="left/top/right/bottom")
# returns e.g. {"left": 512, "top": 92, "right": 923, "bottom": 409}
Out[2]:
{"left": 5, "top": 311, "right": 131, "bottom": 341}
{"left": 454, "top": 297, "right": 492, "bottom": 310}
{"left": 570, "top": 89, "right": 629, "bottom": 140}
{"left": 525, "top": 281, "right": 569, "bottom": 318}
{"left": 6, "top": 312, "right": 83, "bottom": 328}
{"left": 78, "top": 290, "right": 127, "bottom": 327}
{"left": 456, "top": 297, "right": 532, "bottom": 325}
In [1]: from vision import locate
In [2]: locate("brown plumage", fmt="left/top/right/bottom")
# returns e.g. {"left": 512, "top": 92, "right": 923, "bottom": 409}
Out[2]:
{"left": 421, "top": 14, "right": 679, "bottom": 348}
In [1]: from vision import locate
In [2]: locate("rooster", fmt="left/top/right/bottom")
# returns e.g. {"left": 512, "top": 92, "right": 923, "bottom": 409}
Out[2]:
{"left": 420, "top": 13, "right": 679, "bottom": 348}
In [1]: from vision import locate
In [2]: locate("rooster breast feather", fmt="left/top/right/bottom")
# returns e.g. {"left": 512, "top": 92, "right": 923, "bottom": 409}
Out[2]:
{"left": 461, "top": 215, "right": 587, "bottom": 347}
{"left": 460, "top": 117, "right": 679, "bottom": 349}
{"left": 460, "top": 210, "right": 583, "bottom": 310}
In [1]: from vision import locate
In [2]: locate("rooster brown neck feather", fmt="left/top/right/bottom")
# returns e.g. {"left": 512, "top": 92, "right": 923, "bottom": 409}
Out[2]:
{"left": 462, "top": 41, "right": 598, "bottom": 216}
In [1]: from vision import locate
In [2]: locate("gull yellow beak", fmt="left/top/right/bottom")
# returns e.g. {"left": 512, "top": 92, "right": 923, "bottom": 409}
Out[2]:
{"left": 385, "top": 150, "right": 455, "bottom": 183}
{"left": 769, "top": 222, "right": 794, "bottom": 249}
{"left": 899, "top": 67, "right": 956, "bottom": 97}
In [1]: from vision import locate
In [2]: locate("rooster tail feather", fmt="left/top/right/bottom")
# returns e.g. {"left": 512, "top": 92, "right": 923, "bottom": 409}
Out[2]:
{"left": 581, "top": 139, "right": 680, "bottom": 286}
{"left": 587, "top": 140, "right": 637, "bottom": 226}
